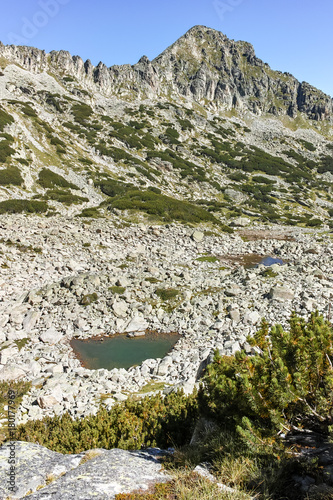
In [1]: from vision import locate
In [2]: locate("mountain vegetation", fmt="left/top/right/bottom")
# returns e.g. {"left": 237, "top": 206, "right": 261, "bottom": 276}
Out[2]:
{"left": 0, "top": 25, "right": 332, "bottom": 227}
{"left": 1, "top": 25, "right": 333, "bottom": 498}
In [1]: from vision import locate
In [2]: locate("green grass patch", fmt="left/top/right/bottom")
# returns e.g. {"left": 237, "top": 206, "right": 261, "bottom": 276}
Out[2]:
{"left": 41, "top": 189, "right": 88, "bottom": 205}
{"left": 16, "top": 158, "right": 30, "bottom": 166}
{"left": 155, "top": 288, "right": 179, "bottom": 301}
{"left": 50, "top": 136, "right": 66, "bottom": 148}
{"left": 318, "top": 155, "right": 333, "bottom": 174}
{"left": 137, "top": 382, "right": 167, "bottom": 394}
{"left": 298, "top": 139, "right": 316, "bottom": 151}
{"left": 80, "top": 293, "right": 98, "bottom": 306}
{"left": 78, "top": 157, "right": 93, "bottom": 165}
{"left": 107, "top": 186, "right": 226, "bottom": 227}
{"left": 21, "top": 104, "right": 37, "bottom": 117}
{"left": 144, "top": 277, "right": 161, "bottom": 284}
{"left": 72, "top": 103, "right": 93, "bottom": 125}
{"left": 252, "top": 175, "right": 276, "bottom": 184}
{"left": 196, "top": 256, "right": 218, "bottom": 263}
{"left": 146, "top": 149, "right": 206, "bottom": 181}
{"left": 260, "top": 268, "right": 278, "bottom": 278}
{"left": 14, "top": 338, "right": 30, "bottom": 350}
{"left": 0, "top": 134, "right": 15, "bottom": 163}
{"left": 109, "top": 286, "right": 126, "bottom": 294}
{"left": 77, "top": 207, "right": 102, "bottom": 218}
{"left": 63, "top": 122, "right": 83, "bottom": 133}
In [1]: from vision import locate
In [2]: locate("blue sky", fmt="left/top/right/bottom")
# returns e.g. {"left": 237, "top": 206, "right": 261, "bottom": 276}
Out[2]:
{"left": 0, "top": 0, "right": 332, "bottom": 97}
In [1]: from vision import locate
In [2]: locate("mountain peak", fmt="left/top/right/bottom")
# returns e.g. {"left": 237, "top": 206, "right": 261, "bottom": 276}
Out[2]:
{"left": 0, "top": 26, "right": 332, "bottom": 121}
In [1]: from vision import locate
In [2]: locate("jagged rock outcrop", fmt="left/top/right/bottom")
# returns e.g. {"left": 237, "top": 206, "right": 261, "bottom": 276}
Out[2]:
{"left": 1, "top": 26, "right": 332, "bottom": 120}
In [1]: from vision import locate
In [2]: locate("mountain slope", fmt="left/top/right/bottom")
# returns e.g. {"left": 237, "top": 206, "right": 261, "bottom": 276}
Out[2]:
{"left": 0, "top": 25, "right": 332, "bottom": 227}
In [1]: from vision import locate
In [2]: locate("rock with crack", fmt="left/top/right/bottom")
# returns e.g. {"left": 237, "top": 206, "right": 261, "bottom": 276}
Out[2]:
{"left": 0, "top": 441, "right": 171, "bottom": 499}
{"left": 123, "top": 316, "right": 148, "bottom": 334}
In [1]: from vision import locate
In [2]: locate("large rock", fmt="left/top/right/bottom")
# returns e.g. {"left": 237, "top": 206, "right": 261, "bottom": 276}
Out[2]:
{"left": 23, "top": 310, "right": 40, "bottom": 332}
{"left": 116, "top": 277, "right": 130, "bottom": 287}
{"left": 224, "top": 284, "right": 242, "bottom": 297}
{"left": 112, "top": 300, "right": 128, "bottom": 318}
{"left": 157, "top": 356, "right": 173, "bottom": 376}
{"left": 0, "top": 344, "right": 19, "bottom": 365}
{"left": 243, "top": 310, "right": 261, "bottom": 325}
{"left": 269, "top": 286, "right": 294, "bottom": 301}
{"left": 25, "top": 361, "right": 42, "bottom": 378}
{"left": 38, "top": 386, "right": 63, "bottom": 408}
{"left": 224, "top": 188, "right": 247, "bottom": 203}
{"left": 231, "top": 217, "right": 250, "bottom": 227}
{"left": 39, "top": 327, "right": 63, "bottom": 344}
{"left": 37, "top": 395, "right": 59, "bottom": 409}
{"left": 0, "top": 364, "right": 26, "bottom": 381}
{"left": 0, "top": 442, "right": 84, "bottom": 499}
{"left": 0, "top": 442, "right": 170, "bottom": 499}
{"left": 191, "top": 231, "right": 204, "bottom": 243}
{"left": 123, "top": 316, "right": 148, "bottom": 333}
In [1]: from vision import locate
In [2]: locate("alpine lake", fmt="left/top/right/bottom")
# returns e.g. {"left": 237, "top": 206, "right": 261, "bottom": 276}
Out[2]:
{"left": 70, "top": 331, "right": 181, "bottom": 371}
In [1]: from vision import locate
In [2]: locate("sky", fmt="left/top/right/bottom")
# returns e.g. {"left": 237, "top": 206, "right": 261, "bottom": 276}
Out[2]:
{"left": 0, "top": 0, "right": 332, "bottom": 97}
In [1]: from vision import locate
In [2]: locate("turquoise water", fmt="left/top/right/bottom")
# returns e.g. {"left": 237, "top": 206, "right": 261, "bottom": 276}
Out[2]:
{"left": 70, "top": 332, "right": 180, "bottom": 370}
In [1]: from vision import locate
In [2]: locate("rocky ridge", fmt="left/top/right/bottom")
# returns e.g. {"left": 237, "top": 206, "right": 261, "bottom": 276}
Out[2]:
{"left": 1, "top": 26, "right": 332, "bottom": 120}
{"left": 0, "top": 26, "right": 333, "bottom": 228}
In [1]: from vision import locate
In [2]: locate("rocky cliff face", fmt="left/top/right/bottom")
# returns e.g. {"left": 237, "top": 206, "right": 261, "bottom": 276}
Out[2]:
{"left": 1, "top": 25, "right": 332, "bottom": 121}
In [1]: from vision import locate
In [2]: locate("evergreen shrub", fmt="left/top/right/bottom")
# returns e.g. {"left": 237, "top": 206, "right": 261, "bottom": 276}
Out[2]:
{"left": 108, "top": 188, "right": 229, "bottom": 227}
{"left": 0, "top": 199, "right": 48, "bottom": 214}
{"left": 38, "top": 168, "right": 79, "bottom": 190}
{"left": 0, "top": 166, "right": 23, "bottom": 185}
{"left": 199, "top": 312, "right": 333, "bottom": 447}
{"left": 72, "top": 103, "right": 93, "bottom": 125}
{"left": 14, "top": 392, "right": 198, "bottom": 454}
{"left": 0, "top": 136, "right": 15, "bottom": 163}
{"left": 0, "top": 107, "right": 14, "bottom": 132}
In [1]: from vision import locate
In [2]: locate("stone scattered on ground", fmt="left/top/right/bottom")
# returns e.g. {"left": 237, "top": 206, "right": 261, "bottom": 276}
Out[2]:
{"left": 0, "top": 215, "right": 332, "bottom": 425}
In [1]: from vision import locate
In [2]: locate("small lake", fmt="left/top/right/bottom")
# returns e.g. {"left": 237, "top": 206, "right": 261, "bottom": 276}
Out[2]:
{"left": 220, "top": 254, "right": 286, "bottom": 268}
{"left": 257, "top": 256, "right": 284, "bottom": 267}
{"left": 70, "top": 331, "right": 181, "bottom": 370}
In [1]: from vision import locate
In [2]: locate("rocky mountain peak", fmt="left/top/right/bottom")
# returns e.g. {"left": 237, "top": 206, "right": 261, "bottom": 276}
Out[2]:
{"left": 0, "top": 26, "right": 332, "bottom": 120}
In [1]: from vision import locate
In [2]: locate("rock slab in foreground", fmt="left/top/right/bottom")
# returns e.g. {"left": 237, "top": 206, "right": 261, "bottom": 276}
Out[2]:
{"left": 0, "top": 442, "right": 170, "bottom": 499}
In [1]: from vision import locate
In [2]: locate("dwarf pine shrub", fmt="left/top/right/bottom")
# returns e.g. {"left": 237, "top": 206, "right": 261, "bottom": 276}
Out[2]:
{"left": 0, "top": 107, "right": 14, "bottom": 132}
{"left": 0, "top": 166, "right": 23, "bottom": 185}
{"left": 0, "top": 136, "right": 15, "bottom": 163}
{"left": 14, "top": 391, "right": 198, "bottom": 453}
{"left": 0, "top": 199, "right": 48, "bottom": 214}
{"left": 37, "top": 168, "right": 79, "bottom": 190}
{"left": 199, "top": 311, "right": 333, "bottom": 448}
{"left": 72, "top": 103, "right": 93, "bottom": 125}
